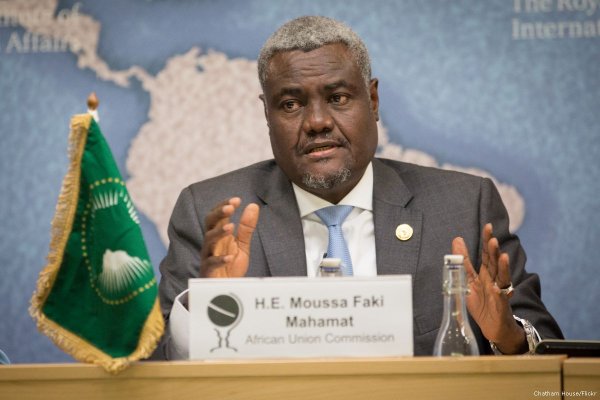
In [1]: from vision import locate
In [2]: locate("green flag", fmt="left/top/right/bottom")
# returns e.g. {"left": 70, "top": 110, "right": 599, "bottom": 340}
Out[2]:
{"left": 30, "top": 114, "right": 164, "bottom": 373}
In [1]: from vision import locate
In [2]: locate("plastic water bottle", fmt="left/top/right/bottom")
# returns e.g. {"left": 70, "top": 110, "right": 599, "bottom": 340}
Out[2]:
{"left": 433, "top": 254, "right": 480, "bottom": 356}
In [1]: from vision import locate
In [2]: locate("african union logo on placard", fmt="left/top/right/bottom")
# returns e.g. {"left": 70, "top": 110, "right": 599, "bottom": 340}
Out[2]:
{"left": 207, "top": 294, "right": 243, "bottom": 352}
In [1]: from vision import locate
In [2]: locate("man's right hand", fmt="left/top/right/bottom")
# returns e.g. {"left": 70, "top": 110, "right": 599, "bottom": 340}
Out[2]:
{"left": 200, "top": 197, "right": 260, "bottom": 278}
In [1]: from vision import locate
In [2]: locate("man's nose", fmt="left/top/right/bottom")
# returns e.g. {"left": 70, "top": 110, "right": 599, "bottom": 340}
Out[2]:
{"left": 303, "top": 101, "right": 334, "bottom": 134}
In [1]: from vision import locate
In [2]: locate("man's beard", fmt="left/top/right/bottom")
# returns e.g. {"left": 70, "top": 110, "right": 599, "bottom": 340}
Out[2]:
{"left": 301, "top": 166, "right": 351, "bottom": 190}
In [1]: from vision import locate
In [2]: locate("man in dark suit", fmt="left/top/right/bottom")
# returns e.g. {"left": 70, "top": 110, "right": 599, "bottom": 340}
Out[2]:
{"left": 157, "top": 16, "right": 562, "bottom": 358}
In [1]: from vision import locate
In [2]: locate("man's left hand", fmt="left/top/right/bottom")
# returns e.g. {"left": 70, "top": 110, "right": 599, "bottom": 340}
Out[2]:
{"left": 452, "top": 223, "right": 528, "bottom": 354}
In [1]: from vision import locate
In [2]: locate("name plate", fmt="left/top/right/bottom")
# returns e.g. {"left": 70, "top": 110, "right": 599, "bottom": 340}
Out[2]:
{"left": 188, "top": 276, "right": 413, "bottom": 360}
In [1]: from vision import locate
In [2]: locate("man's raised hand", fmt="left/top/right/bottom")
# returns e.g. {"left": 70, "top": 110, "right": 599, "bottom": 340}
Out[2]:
{"left": 452, "top": 223, "right": 527, "bottom": 354}
{"left": 200, "top": 197, "right": 259, "bottom": 278}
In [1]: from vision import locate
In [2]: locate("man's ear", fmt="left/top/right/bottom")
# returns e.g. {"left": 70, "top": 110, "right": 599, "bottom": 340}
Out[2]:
{"left": 259, "top": 94, "right": 269, "bottom": 126}
{"left": 369, "top": 78, "right": 380, "bottom": 121}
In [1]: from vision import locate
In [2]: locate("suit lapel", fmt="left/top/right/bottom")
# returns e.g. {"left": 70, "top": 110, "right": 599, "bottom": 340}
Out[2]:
{"left": 255, "top": 166, "right": 307, "bottom": 277}
{"left": 372, "top": 159, "right": 422, "bottom": 276}
{"left": 253, "top": 160, "right": 422, "bottom": 277}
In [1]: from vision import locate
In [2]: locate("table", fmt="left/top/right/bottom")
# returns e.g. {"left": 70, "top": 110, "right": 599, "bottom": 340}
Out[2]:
{"left": 0, "top": 356, "right": 565, "bottom": 400}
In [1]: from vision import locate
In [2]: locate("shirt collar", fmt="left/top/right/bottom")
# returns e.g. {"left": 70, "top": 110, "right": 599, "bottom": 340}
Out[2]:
{"left": 292, "top": 162, "right": 374, "bottom": 218}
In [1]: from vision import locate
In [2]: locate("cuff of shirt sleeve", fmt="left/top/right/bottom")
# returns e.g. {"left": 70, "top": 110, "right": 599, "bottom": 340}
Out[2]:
{"left": 166, "top": 289, "right": 190, "bottom": 360}
{"left": 489, "top": 315, "right": 542, "bottom": 355}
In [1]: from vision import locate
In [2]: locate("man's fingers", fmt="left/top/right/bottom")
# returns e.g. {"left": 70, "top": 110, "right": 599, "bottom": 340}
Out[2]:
{"left": 496, "top": 252, "right": 512, "bottom": 289}
{"left": 481, "top": 223, "right": 493, "bottom": 271}
{"left": 201, "top": 197, "right": 240, "bottom": 262}
{"left": 204, "top": 197, "right": 241, "bottom": 230}
{"left": 203, "top": 222, "right": 234, "bottom": 256}
{"left": 487, "top": 237, "right": 500, "bottom": 281}
{"left": 237, "top": 203, "right": 260, "bottom": 254}
{"left": 452, "top": 237, "right": 478, "bottom": 282}
{"left": 199, "top": 199, "right": 257, "bottom": 279}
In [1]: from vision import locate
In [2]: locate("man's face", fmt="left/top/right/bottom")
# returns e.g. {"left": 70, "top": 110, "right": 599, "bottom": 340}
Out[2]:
{"left": 261, "top": 43, "right": 379, "bottom": 204}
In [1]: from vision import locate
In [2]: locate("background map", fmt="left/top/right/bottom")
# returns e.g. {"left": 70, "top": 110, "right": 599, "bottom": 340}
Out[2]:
{"left": 0, "top": 0, "right": 598, "bottom": 362}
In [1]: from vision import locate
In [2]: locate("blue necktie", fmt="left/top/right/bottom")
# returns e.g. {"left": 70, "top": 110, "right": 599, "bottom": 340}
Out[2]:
{"left": 315, "top": 205, "right": 354, "bottom": 276}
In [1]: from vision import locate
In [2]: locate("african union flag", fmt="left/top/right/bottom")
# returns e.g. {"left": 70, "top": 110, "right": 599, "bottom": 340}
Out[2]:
{"left": 30, "top": 113, "right": 164, "bottom": 373}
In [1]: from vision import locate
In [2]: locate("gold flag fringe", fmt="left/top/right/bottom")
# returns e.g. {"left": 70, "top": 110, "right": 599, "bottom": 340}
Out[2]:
{"left": 29, "top": 114, "right": 164, "bottom": 374}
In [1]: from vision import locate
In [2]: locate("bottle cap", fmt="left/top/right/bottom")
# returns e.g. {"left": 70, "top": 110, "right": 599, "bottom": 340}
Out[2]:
{"left": 320, "top": 258, "right": 342, "bottom": 267}
{"left": 444, "top": 254, "right": 464, "bottom": 265}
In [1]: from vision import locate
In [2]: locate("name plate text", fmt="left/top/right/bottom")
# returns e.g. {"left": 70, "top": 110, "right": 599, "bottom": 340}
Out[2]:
{"left": 188, "top": 276, "right": 413, "bottom": 359}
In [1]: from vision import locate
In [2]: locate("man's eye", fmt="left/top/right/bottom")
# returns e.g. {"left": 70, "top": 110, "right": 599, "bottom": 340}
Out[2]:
{"left": 282, "top": 100, "right": 301, "bottom": 112}
{"left": 330, "top": 94, "right": 349, "bottom": 105}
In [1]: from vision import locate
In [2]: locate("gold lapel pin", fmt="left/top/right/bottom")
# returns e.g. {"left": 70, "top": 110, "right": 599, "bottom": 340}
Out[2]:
{"left": 396, "top": 224, "right": 413, "bottom": 241}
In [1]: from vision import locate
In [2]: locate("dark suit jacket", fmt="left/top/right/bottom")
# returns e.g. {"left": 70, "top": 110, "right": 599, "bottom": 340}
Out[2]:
{"left": 157, "top": 158, "right": 562, "bottom": 357}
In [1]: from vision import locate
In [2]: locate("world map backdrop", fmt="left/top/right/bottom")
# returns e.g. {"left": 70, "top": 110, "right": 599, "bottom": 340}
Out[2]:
{"left": 0, "top": 0, "right": 598, "bottom": 363}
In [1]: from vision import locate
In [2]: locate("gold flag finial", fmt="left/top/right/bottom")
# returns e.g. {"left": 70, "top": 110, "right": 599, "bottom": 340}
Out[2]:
{"left": 87, "top": 92, "right": 99, "bottom": 111}
{"left": 86, "top": 93, "right": 100, "bottom": 122}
